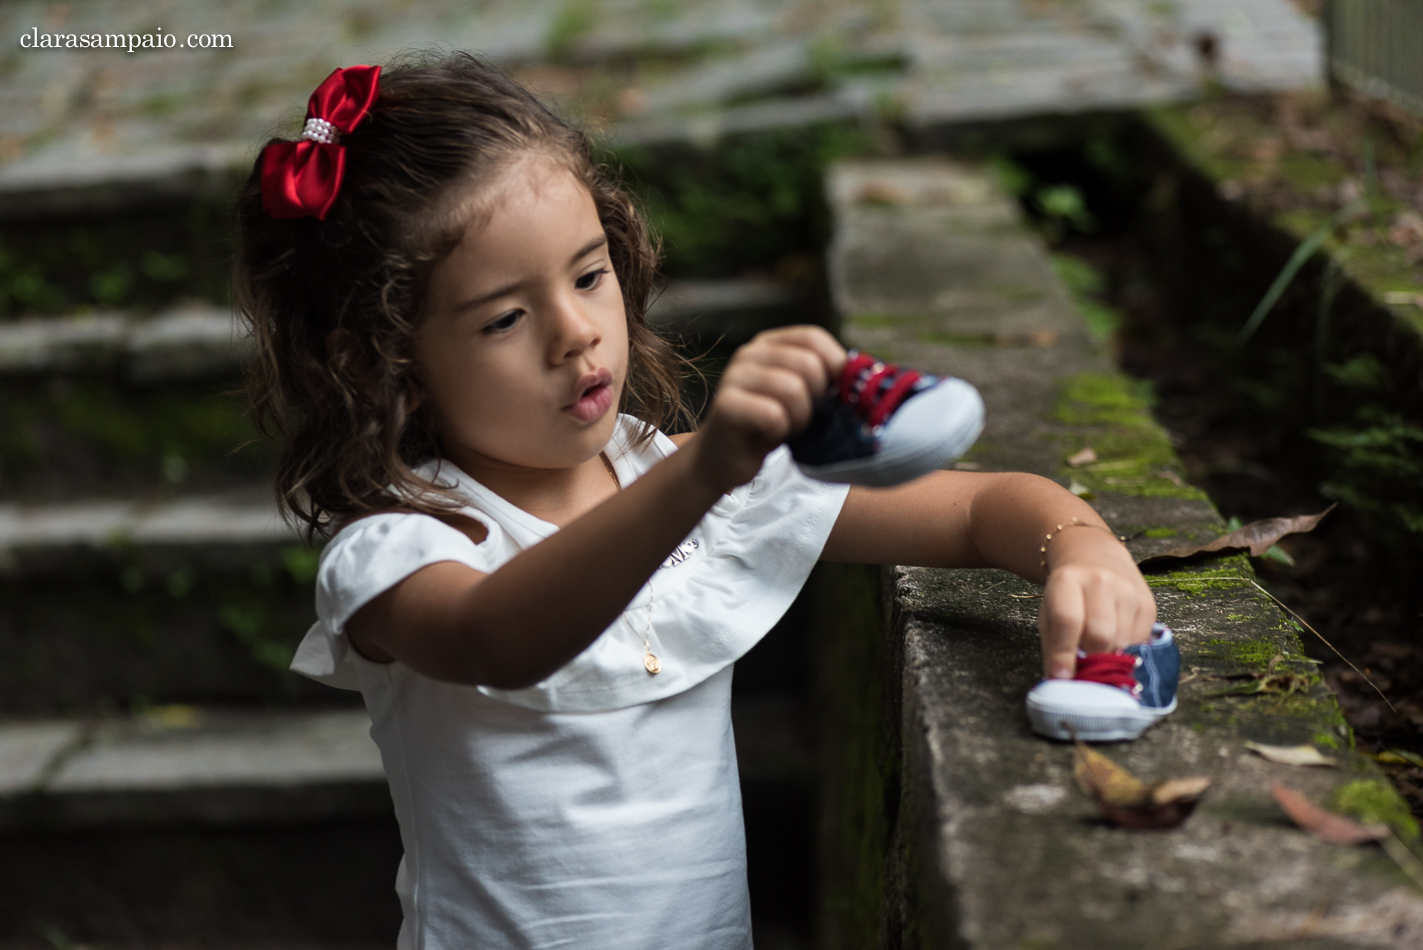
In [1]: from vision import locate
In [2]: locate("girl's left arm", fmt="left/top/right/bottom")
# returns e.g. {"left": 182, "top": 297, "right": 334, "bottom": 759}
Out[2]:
{"left": 820, "top": 471, "right": 1155, "bottom": 681}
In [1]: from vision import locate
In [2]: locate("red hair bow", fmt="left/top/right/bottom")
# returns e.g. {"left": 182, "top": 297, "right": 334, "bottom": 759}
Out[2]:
{"left": 260, "top": 65, "right": 381, "bottom": 220}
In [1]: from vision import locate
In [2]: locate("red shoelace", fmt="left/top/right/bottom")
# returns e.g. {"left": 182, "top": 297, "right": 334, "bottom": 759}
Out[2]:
{"left": 838, "top": 352, "right": 924, "bottom": 430}
{"left": 1073, "top": 652, "right": 1141, "bottom": 694}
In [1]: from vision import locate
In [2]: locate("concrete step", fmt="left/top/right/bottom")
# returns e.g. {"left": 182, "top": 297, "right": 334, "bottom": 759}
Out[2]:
{"left": 0, "top": 1, "right": 1319, "bottom": 218}
{"left": 0, "top": 304, "right": 246, "bottom": 382}
{"left": 0, "top": 685, "right": 812, "bottom": 946}
{"left": 0, "top": 490, "right": 293, "bottom": 572}
{"left": 0, "top": 491, "right": 324, "bottom": 713}
{"left": 0, "top": 707, "right": 386, "bottom": 830}
{"left": 0, "top": 693, "right": 811, "bottom": 832}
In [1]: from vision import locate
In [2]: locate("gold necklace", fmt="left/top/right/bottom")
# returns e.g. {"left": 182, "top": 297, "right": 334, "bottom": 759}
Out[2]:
{"left": 633, "top": 584, "right": 660, "bottom": 675}
{"left": 603, "top": 451, "right": 660, "bottom": 675}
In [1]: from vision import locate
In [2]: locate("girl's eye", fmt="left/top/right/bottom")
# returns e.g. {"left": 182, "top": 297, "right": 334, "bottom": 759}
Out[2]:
{"left": 484, "top": 310, "right": 523, "bottom": 334}
{"left": 575, "top": 268, "right": 609, "bottom": 291}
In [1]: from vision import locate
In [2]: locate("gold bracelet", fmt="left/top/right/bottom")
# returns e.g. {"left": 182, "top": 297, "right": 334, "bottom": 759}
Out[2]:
{"left": 1039, "top": 518, "right": 1123, "bottom": 569}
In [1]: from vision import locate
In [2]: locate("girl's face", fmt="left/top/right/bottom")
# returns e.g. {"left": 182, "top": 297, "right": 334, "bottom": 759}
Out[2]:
{"left": 415, "top": 156, "right": 629, "bottom": 477}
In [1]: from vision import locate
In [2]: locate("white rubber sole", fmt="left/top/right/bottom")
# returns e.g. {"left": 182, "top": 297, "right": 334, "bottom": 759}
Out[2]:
{"left": 1026, "top": 679, "right": 1177, "bottom": 742}
{"left": 798, "top": 377, "right": 985, "bottom": 487}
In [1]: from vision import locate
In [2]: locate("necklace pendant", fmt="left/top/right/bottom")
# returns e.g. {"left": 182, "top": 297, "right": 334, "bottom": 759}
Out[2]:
{"left": 643, "top": 653, "right": 661, "bottom": 675}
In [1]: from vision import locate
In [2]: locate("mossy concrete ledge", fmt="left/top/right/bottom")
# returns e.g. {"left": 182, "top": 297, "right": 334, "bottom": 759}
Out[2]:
{"left": 816, "top": 159, "right": 1423, "bottom": 949}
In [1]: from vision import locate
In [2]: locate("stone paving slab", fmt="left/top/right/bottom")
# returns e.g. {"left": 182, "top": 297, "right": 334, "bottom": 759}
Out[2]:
{"left": 0, "top": 303, "right": 246, "bottom": 379}
{"left": 826, "top": 157, "right": 1423, "bottom": 948}
{"left": 0, "top": 491, "right": 293, "bottom": 557}
{"left": 0, "top": 720, "right": 82, "bottom": 795}
{"left": 49, "top": 708, "right": 383, "bottom": 791}
{"left": 0, "top": 697, "right": 811, "bottom": 829}
{"left": 0, "top": 0, "right": 1320, "bottom": 211}
{"left": 0, "top": 707, "right": 388, "bottom": 828}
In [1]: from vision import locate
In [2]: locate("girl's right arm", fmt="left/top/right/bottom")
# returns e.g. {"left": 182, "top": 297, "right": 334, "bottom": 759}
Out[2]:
{"left": 345, "top": 326, "right": 847, "bottom": 689}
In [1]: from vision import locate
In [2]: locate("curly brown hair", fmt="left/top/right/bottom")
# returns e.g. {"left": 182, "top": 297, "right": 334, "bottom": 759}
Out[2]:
{"left": 233, "top": 51, "right": 688, "bottom": 542}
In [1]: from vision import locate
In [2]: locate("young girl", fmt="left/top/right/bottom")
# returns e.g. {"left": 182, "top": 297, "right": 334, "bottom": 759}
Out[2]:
{"left": 235, "top": 52, "right": 1156, "bottom": 949}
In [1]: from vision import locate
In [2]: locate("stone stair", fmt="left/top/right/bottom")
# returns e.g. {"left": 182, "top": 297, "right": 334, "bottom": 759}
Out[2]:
{"left": 0, "top": 266, "right": 823, "bottom": 946}
{"left": 0, "top": 2, "right": 1327, "bottom": 946}
{"left": 0, "top": 1, "right": 1319, "bottom": 220}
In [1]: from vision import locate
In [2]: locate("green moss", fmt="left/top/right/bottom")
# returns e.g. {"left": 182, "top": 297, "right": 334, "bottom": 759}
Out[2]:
{"left": 1200, "top": 636, "right": 1283, "bottom": 672}
{"left": 1145, "top": 557, "right": 1253, "bottom": 594}
{"left": 811, "top": 563, "right": 897, "bottom": 946}
{"left": 1313, "top": 731, "right": 1340, "bottom": 750}
{"left": 0, "top": 201, "right": 231, "bottom": 318}
{"left": 545, "top": 0, "right": 597, "bottom": 60}
{"left": 1051, "top": 254, "right": 1123, "bottom": 341}
{"left": 603, "top": 125, "right": 874, "bottom": 281}
{"left": 0, "top": 379, "right": 266, "bottom": 488}
{"left": 1330, "top": 779, "right": 1420, "bottom": 841}
{"left": 1144, "top": 526, "right": 1178, "bottom": 538}
{"left": 1052, "top": 372, "right": 1204, "bottom": 499}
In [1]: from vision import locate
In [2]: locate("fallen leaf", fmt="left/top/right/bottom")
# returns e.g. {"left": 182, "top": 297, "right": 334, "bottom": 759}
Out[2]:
{"left": 1272, "top": 784, "right": 1387, "bottom": 844}
{"left": 1372, "top": 749, "right": 1423, "bottom": 768}
{"left": 142, "top": 703, "right": 203, "bottom": 729}
{"left": 1074, "top": 742, "right": 1211, "bottom": 829}
{"left": 1068, "top": 478, "right": 1095, "bottom": 500}
{"left": 1065, "top": 446, "right": 1097, "bottom": 466}
{"left": 1137, "top": 505, "right": 1336, "bottom": 566}
{"left": 1246, "top": 741, "right": 1338, "bottom": 767}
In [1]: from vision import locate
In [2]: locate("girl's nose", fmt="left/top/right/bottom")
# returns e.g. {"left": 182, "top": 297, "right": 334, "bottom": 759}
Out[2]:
{"left": 548, "top": 293, "right": 601, "bottom": 361}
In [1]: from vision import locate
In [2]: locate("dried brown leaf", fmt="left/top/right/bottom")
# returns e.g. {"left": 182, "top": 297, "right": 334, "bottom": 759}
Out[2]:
{"left": 1137, "top": 505, "right": 1336, "bottom": 566}
{"left": 1074, "top": 742, "right": 1211, "bottom": 829}
{"left": 1074, "top": 742, "right": 1149, "bottom": 806}
{"left": 1272, "top": 784, "right": 1387, "bottom": 844}
{"left": 1066, "top": 446, "right": 1098, "bottom": 467}
{"left": 1246, "top": 741, "right": 1339, "bottom": 767}
{"left": 1150, "top": 776, "right": 1213, "bottom": 805}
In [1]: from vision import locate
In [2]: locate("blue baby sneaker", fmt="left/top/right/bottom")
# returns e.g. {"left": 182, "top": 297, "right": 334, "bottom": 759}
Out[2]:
{"left": 788, "top": 350, "right": 984, "bottom": 487}
{"left": 1026, "top": 623, "right": 1180, "bottom": 742}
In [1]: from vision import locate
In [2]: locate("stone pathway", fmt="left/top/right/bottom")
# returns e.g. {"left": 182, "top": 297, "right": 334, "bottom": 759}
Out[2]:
{"left": 1, "top": 0, "right": 1320, "bottom": 208}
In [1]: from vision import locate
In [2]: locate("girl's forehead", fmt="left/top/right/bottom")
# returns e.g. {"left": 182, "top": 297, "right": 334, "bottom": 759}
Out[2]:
{"left": 453, "top": 154, "right": 591, "bottom": 237}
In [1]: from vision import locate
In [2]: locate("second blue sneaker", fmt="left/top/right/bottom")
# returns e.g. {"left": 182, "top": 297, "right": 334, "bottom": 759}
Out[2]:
{"left": 1026, "top": 623, "right": 1180, "bottom": 742}
{"left": 788, "top": 350, "right": 984, "bottom": 487}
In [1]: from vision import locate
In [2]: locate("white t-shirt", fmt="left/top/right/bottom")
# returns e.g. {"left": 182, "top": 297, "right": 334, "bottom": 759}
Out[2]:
{"left": 291, "top": 417, "right": 849, "bottom": 949}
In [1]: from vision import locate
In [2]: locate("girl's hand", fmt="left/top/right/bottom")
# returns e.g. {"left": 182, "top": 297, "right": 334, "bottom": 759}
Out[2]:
{"left": 1037, "top": 526, "right": 1156, "bottom": 680}
{"left": 689, "top": 326, "right": 846, "bottom": 492}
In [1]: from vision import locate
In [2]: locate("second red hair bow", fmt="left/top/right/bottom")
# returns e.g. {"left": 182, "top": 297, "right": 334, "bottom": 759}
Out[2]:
{"left": 260, "top": 64, "right": 381, "bottom": 220}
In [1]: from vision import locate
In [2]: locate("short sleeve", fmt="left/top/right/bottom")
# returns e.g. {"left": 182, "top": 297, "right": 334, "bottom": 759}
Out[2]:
{"left": 290, "top": 512, "right": 496, "bottom": 690}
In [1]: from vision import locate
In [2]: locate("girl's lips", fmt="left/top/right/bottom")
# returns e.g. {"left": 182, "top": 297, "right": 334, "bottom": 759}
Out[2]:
{"left": 566, "top": 369, "right": 614, "bottom": 423}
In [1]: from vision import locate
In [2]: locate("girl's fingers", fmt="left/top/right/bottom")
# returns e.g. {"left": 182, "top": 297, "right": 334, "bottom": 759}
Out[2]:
{"left": 754, "top": 325, "right": 847, "bottom": 378}
{"left": 713, "top": 386, "right": 793, "bottom": 442}
{"left": 1079, "top": 575, "right": 1117, "bottom": 654}
{"left": 1115, "top": 595, "right": 1136, "bottom": 651}
{"left": 1039, "top": 579, "right": 1084, "bottom": 680}
{"left": 720, "top": 363, "right": 817, "bottom": 433}
{"left": 738, "top": 341, "right": 833, "bottom": 399}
